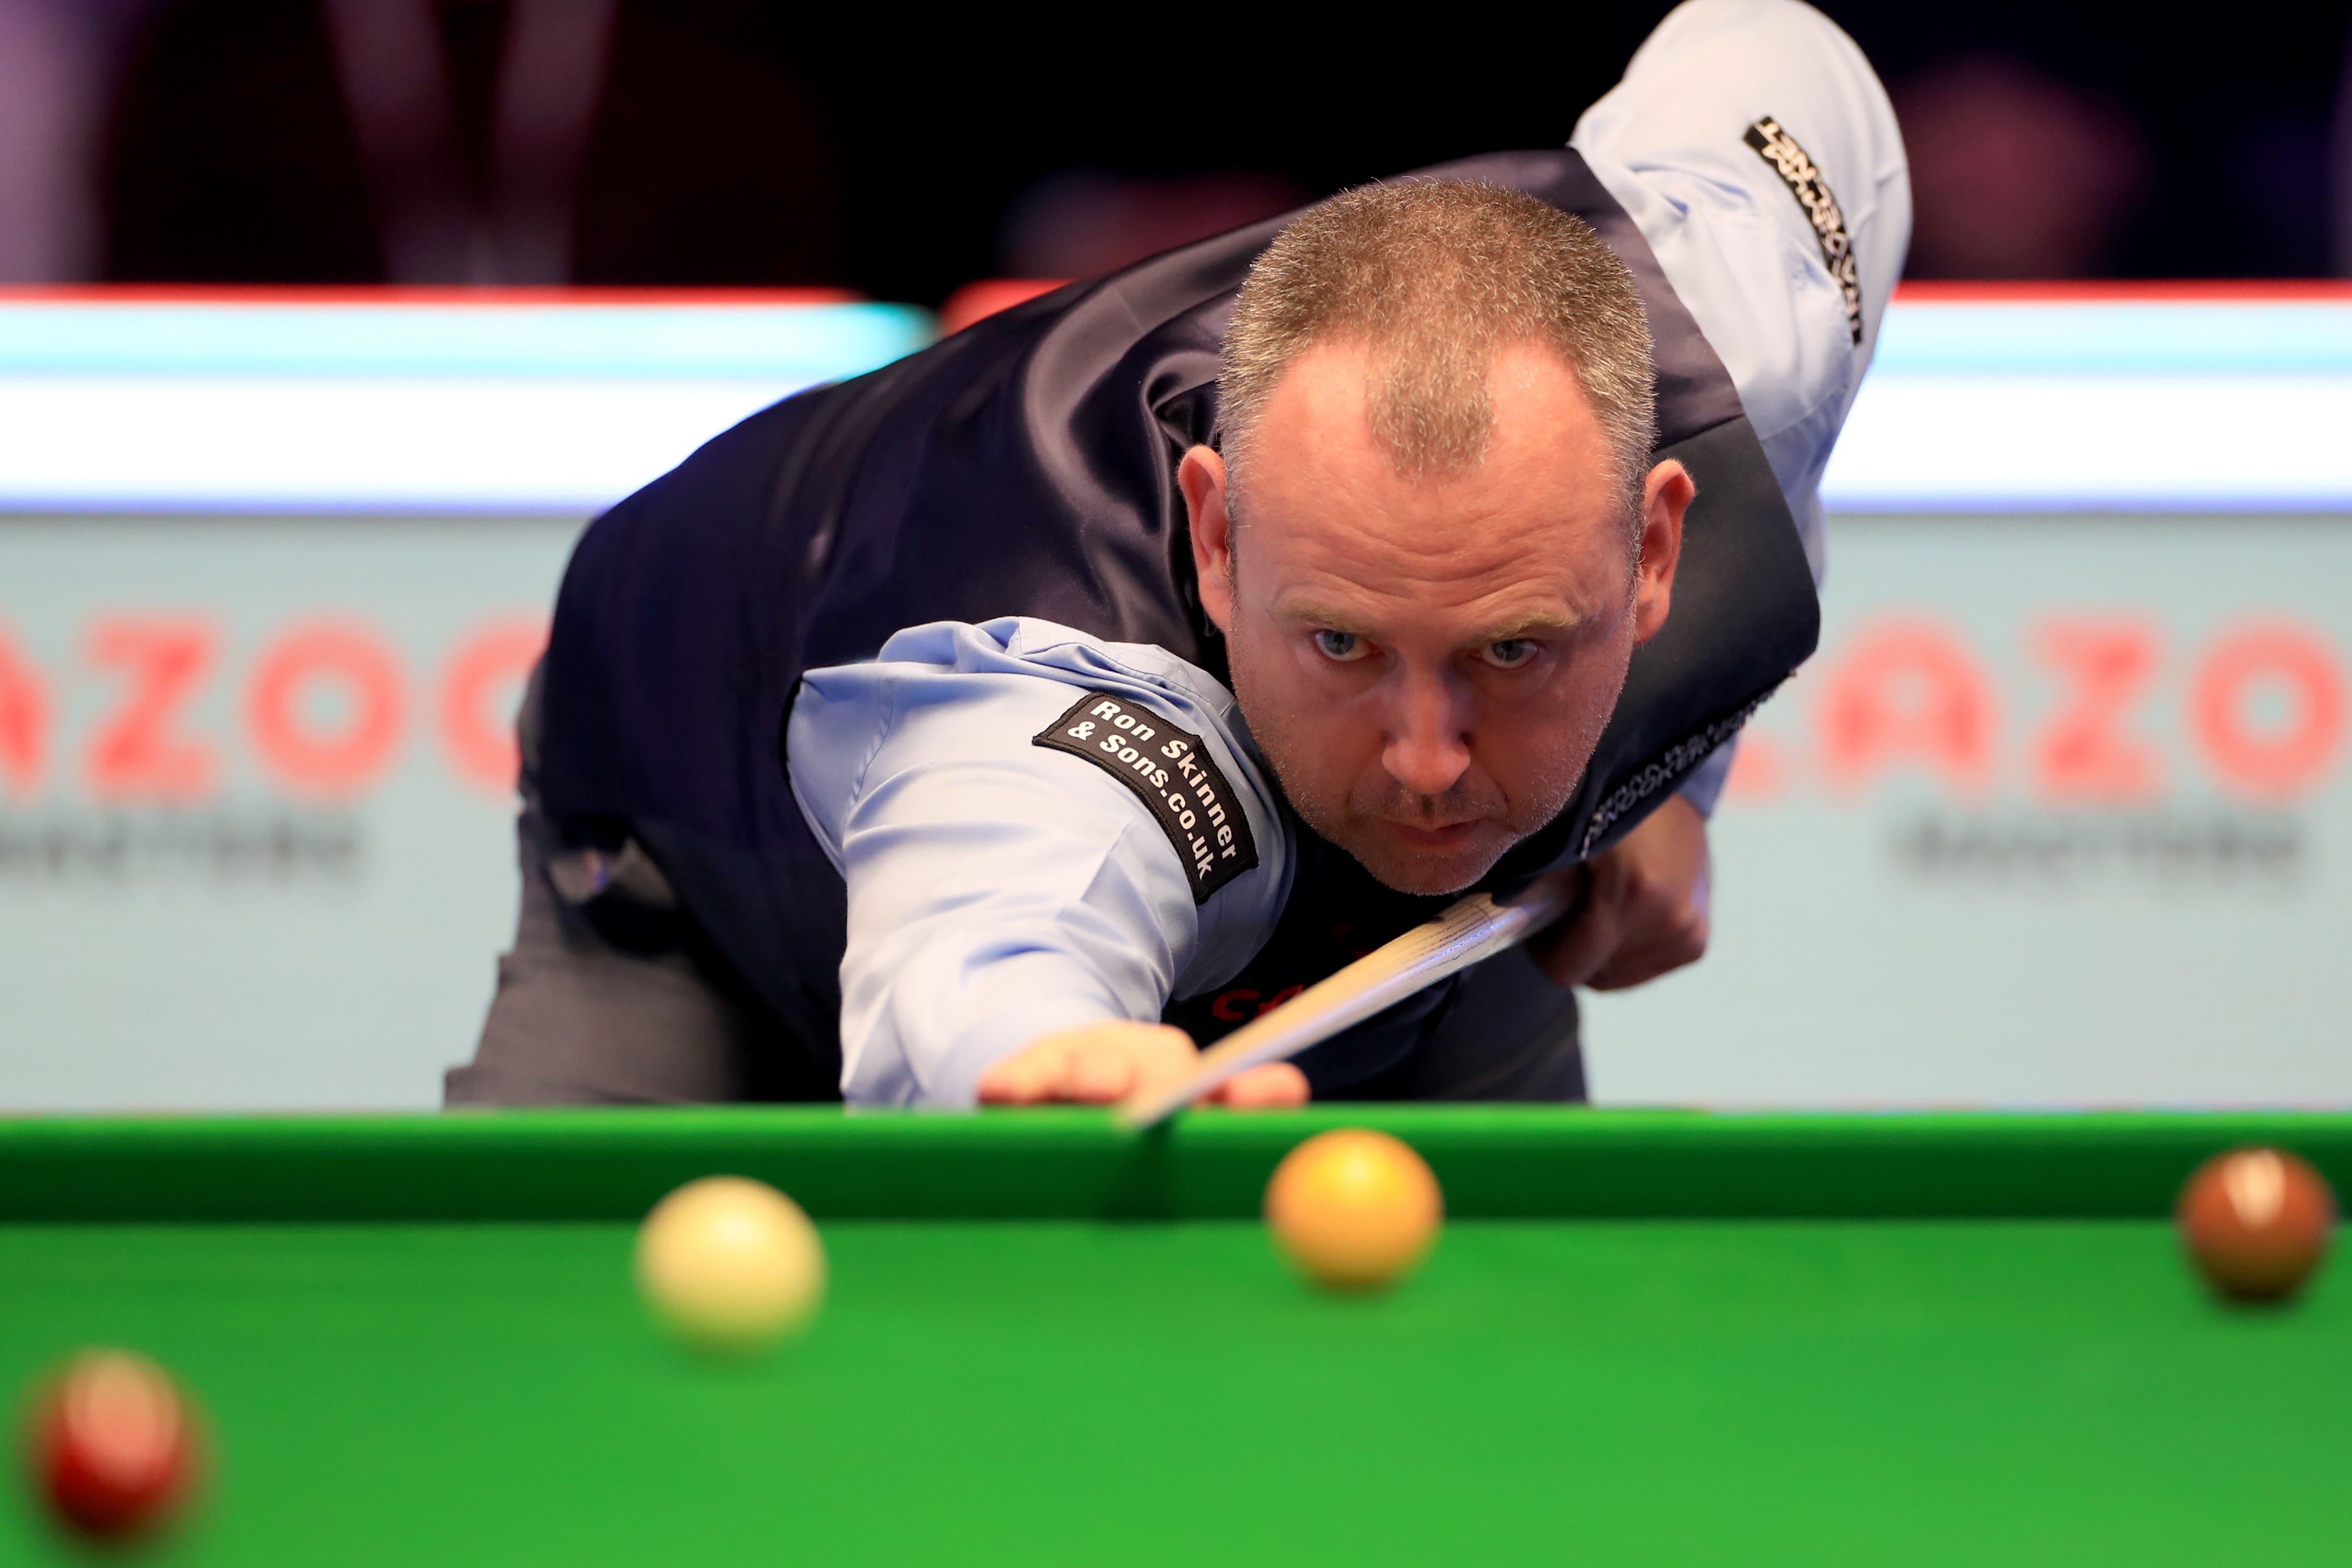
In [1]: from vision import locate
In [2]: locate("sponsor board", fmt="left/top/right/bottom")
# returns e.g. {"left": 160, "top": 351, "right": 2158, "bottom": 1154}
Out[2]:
{"left": 1584, "top": 513, "right": 2352, "bottom": 1108}
{"left": 5, "top": 290, "right": 2351, "bottom": 1109}
{"left": 0, "top": 515, "right": 577, "bottom": 1109}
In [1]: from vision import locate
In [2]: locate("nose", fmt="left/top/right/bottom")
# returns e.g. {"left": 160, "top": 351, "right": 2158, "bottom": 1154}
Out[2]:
{"left": 1381, "top": 668, "right": 1472, "bottom": 799}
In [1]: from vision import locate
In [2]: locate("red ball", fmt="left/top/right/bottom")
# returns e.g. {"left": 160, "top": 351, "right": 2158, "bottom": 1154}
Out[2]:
{"left": 28, "top": 1349, "right": 198, "bottom": 1540}
{"left": 2176, "top": 1147, "right": 2336, "bottom": 1302}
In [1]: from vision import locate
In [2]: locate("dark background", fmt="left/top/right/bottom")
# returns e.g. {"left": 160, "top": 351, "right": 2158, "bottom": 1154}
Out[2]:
{"left": 56, "top": 0, "right": 2352, "bottom": 300}
{"left": 806, "top": 0, "right": 2352, "bottom": 296}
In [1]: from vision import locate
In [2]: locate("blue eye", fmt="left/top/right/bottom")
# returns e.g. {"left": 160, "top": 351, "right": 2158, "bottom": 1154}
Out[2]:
{"left": 1483, "top": 639, "right": 1538, "bottom": 670}
{"left": 1314, "top": 629, "right": 1369, "bottom": 662}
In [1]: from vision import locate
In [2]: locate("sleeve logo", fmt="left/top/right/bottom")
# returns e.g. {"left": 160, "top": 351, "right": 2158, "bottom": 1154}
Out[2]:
{"left": 1034, "top": 691, "right": 1260, "bottom": 904}
{"left": 1745, "top": 116, "right": 1863, "bottom": 346}
{"left": 1577, "top": 683, "right": 1779, "bottom": 858}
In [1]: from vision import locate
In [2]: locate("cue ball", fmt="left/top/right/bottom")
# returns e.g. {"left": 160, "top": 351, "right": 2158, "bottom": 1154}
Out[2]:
{"left": 2176, "top": 1146, "right": 2335, "bottom": 1301}
{"left": 635, "top": 1176, "right": 827, "bottom": 1353}
{"left": 1264, "top": 1129, "right": 1443, "bottom": 1292}
{"left": 29, "top": 1348, "right": 198, "bottom": 1540}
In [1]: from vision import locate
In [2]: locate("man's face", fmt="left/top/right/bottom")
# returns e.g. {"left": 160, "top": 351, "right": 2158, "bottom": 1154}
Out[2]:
{"left": 1183, "top": 339, "right": 1689, "bottom": 895}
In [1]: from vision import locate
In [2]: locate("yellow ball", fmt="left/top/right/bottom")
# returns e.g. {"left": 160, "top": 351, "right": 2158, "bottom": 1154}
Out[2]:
{"left": 1264, "top": 1129, "right": 1443, "bottom": 1292}
{"left": 634, "top": 1176, "right": 826, "bottom": 1353}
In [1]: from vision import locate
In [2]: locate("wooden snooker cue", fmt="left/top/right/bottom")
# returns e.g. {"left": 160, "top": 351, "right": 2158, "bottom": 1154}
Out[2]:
{"left": 1114, "top": 868, "right": 1585, "bottom": 1130}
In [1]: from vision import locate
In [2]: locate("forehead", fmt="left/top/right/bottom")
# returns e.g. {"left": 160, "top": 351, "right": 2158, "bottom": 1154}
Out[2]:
{"left": 1235, "top": 339, "right": 1626, "bottom": 625}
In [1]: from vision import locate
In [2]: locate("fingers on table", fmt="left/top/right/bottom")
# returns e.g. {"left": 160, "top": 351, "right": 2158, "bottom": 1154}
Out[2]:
{"left": 977, "top": 1023, "right": 1198, "bottom": 1104}
{"left": 975, "top": 1025, "right": 1309, "bottom": 1108}
{"left": 1064, "top": 1037, "right": 1147, "bottom": 1101}
{"left": 1210, "top": 1062, "right": 1311, "bottom": 1108}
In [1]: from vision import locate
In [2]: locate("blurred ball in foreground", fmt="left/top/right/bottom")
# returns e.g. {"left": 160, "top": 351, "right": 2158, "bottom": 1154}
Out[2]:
{"left": 1265, "top": 1129, "right": 1443, "bottom": 1292}
{"left": 29, "top": 1348, "right": 199, "bottom": 1540}
{"left": 635, "top": 1175, "right": 827, "bottom": 1353}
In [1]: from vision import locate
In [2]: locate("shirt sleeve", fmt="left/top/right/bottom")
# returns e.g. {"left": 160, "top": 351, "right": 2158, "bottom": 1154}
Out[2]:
{"left": 1573, "top": 0, "right": 1909, "bottom": 577}
{"left": 786, "top": 617, "right": 1292, "bottom": 1108}
{"left": 1572, "top": 0, "right": 1908, "bottom": 821}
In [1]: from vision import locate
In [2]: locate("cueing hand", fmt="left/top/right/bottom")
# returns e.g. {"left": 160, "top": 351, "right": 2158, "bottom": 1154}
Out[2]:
{"left": 1532, "top": 794, "right": 1711, "bottom": 990}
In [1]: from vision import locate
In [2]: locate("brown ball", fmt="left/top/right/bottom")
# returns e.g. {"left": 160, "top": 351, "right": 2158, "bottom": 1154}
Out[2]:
{"left": 2176, "top": 1147, "right": 2335, "bottom": 1301}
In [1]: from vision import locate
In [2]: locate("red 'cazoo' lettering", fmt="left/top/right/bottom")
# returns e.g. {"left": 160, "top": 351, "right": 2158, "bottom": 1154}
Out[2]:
{"left": 1208, "top": 983, "right": 1306, "bottom": 1024}
{"left": 440, "top": 620, "right": 548, "bottom": 792}
{"left": 2033, "top": 617, "right": 2160, "bottom": 801}
{"left": 2191, "top": 622, "right": 2345, "bottom": 800}
{"left": 1722, "top": 731, "right": 1786, "bottom": 800}
{"left": 1210, "top": 989, "right": 1258, "bottom": 1021}
{"left": 85, "top": 617, "right": 215, "bottom": 800}
{"left": 1816, "top": 619, "right": 1997, "bottom": 795}
{"left": 0, "top": 623, "right": 47, "bottom": 799}
{"left": 1257, "top": 984, "right": 1304, "bottom": 1015}
{"left": 247, "top": 622, "right": 405, "bottom": 797}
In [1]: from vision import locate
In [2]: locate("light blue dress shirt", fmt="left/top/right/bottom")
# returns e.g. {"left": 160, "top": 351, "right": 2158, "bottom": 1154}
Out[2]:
{"left": 789, "top": 0, "right": 1909, "bottom": 1105}
{"left": 788, "top": 619, "right": 1292, "bottom": 1106}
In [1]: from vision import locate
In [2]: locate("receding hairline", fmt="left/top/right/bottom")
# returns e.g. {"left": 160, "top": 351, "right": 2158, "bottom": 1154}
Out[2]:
{"left": 1214, "top": 177, "right": 1659, "bottom": 536}
{"left": 1245, "top": 329, "right": 1614, "bottom": 457}
{"left": 1220, "top": 331, "right": 1636, "bottom": 574}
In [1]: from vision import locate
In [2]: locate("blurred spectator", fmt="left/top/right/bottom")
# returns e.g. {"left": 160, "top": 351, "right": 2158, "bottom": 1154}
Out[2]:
{"left": 998, "top": 170, "right": 1307, "bottom": 281}
{"left": 1895, "top": 55, "right": 2148, "bottom": 279}
{"left": 2235, "top": 110, "right": 2332, "bottom": 278}
{"left": 0, "top": 0, "right": 153, "bottom": 281}
{"left": 103, "top": 0, "right": 840, "bottom": 286}
{"left": 2336, "top": 26, "right": 2352, "bottom": 276}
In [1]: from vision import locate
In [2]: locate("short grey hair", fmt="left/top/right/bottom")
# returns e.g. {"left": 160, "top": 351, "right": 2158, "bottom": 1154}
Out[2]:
{"left": 1217, "top": 179, "right": 1659, "bottom": 532}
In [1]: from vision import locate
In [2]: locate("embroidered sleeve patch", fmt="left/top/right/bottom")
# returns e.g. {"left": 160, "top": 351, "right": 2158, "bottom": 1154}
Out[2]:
{"left": 1033, "top": 691, "right": 1260, "bottom": 905}
{"left": 1745, "top": 116, "right": 1863, "bottom": 346}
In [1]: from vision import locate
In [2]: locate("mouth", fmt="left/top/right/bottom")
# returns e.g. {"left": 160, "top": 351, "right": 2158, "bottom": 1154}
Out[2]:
{"left": 1381, "top": 819, "right": 1488, "bottom": 853}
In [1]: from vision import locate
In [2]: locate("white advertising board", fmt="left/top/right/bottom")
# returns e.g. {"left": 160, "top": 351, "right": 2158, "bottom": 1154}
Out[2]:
{"left": 1583, "top": 511, "right": 2352, "bottom": 1108}
{"left": 1, "top": 288, "right": 2347, "bottom": 1109}
{"left": 0, "top": 514, "right": 578, "bottom": 1109}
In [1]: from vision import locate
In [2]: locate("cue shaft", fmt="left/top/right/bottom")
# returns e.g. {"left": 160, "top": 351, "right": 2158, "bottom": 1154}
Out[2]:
{"left": 1114, "top": 870, "right": 1583, "bottom": 1129}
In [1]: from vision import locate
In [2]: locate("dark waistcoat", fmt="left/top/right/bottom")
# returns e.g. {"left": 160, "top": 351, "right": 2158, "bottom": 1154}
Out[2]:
{"left": 533, "top": 148, "right": 1819, "bottom": 1098}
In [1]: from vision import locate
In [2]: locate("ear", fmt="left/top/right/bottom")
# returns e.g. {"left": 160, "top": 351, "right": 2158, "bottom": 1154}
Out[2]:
{"left": 1179, "top": 444, "right": 1237, "bottom": 634}
{"left": 1631, "top": 459, "right": 1694, "bottom": 645}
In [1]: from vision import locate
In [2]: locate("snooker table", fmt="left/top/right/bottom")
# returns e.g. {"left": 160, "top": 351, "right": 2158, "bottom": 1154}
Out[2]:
{"left": 2, "top": 1107, "right": 2347, "bottom": 1566}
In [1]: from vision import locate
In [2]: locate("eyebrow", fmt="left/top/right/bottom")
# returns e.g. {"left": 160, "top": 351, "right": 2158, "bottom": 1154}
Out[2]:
{"left": 1274, "top": 598, "right": 1589, "bottom": 644}
{"left": 1273, "top": 597, "right": 1373, "bottom": 635}
{"left": 1476, "top": 609, "right": 1588, "bottom": 643}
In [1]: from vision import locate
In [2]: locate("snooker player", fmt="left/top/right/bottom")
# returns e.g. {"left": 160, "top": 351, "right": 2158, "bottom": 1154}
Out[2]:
{"left": 445, "top": 0, "right": 1909, "bottom": 1109}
